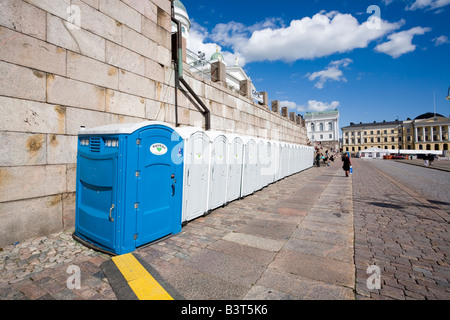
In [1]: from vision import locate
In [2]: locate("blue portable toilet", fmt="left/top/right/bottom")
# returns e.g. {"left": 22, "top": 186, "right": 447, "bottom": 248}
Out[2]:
{"left": 73, "top": 121, "right": 184, "bottom": 255}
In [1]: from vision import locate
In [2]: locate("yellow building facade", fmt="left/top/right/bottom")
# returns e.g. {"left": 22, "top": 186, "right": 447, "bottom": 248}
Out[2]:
{"left": 342, "top": 113, "right": 450, "bottom": 155}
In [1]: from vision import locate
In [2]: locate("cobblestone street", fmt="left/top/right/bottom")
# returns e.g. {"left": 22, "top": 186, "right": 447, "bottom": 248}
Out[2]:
{"left": 1, "top": 159, "right": 449, "bottom": 300}
{"left": 352, "top": 159, "right": 450, "bottom": 300}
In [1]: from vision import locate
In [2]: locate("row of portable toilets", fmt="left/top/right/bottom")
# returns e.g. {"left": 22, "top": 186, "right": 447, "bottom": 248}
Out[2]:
{"left": 73, "top": 121, "right": 314, "bottom": 255}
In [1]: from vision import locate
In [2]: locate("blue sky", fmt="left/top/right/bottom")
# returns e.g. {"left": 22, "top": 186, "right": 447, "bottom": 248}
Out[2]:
{"left": 183, "top": 0, "right": 450, "bottom": 132}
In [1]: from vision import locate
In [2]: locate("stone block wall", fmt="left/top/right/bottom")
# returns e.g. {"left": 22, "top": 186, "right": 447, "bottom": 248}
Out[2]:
{"left": 0, "top": 0, "right": 307, "bottom": 246}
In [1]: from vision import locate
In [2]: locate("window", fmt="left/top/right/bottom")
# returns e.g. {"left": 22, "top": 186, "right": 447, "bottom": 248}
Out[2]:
{"left": 320, "top": 134, "right": 323, "bottom": 139}
{"left": 311, "top": 123, "right": 315, "bottom": 132}
{"left": 319, "top": 123, "right": 324, "bottom": 132}
{"left": 384, "top": 130, "right": 387, "bottom": 134}
{"left": 329, "top": 134, "right": 333, "bottom": 139}
{"left": 384, "top": 137, "right": 388, "bottom": 142}
{"left": 328, "top": 122, "right": 333, "bottom": 131}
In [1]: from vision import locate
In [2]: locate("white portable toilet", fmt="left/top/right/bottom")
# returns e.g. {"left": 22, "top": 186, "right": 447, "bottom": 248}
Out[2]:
{"left": 299, "top": 145, "right": 306, "bottom": 172}
{"left": 255, "top": 139, "right": 265, "bottom": 191}
{"left": 279, "top": 142, "right": 288, "bottom": 179}
{"left": 206, "top": 131, "right": 229, "bottom": 212}
{"left": 271, "top": 141, "right": 281, "bottom": 183}
{"left": 260, "top": 140, "right": 273, "bottom": 187}
{"left": 177, "top": 127, "right": 211, "bottom": 224}
{"left": 241, "top": 136, "right": 258, "bottom": 197}
{"left": 226, "top": 134, "right": 244, "bottom": 204}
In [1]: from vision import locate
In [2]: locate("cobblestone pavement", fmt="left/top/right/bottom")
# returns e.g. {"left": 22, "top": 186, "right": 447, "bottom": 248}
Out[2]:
{"left": 352, "top": 159, "right": 450, "bottom": 300}
{"left": 1, "top": 162, "right": 354, "bottom": 300}
{"left": 372, "top": 160, "right": 450, "bottom": 213}
{"left": 0, "top": 231, "right": 115, "bottom": 300}
{"left": 396, "top": 159, "right": 450, "bottom": 172}
{"left": 1, "top": 158, "right": 449, "bottom": 300}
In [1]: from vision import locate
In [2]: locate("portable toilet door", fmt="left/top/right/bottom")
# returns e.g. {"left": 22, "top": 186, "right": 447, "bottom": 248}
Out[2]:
{"left": 74, "top": 121, "right": 184, "bottom": 255}
{"left": 206, "top": 131, "right": 229, "bottom": 211}
{"left": 226, "top": 135, "right": 244, "bottom": 203}
{"left": 134, "top": 124, "right": 184, "bottom": 249}
{"left": 255, "top": 139, "right": 265, "bottom": 191}
{"left": 279, "top": 142, "right": 287, "bottom": 179}
{"left": 271, "top": 142, "right": 280, "bottom": 183}
{"left": 241, "top": 137, "right": 257, "bottom": 197}
{"left": 177, "top": 127, "right": 211, "bottom": 223}
{"left": 260, "top": 140, "right": 272, "bottom": 188}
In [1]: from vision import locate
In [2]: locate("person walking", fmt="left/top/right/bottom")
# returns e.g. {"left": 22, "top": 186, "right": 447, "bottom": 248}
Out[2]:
{"left": 342, "top": 153, "right": 352, "bottom": 177}
{"left": 315, "top": 152, "right": 321, "bottom": 167}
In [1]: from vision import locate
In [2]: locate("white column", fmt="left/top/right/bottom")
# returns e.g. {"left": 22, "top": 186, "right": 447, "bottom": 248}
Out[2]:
{"left": 423, "top": 127, "right": 426, "bottom": 142}
{"left": 431, "top": 126, "right": 434, "bottom": 142}
{"left": 415, "top": 127, "right": 418, "bottom": 143}
{"left": 439, "top": 126, "right": 443, "bottom": 141}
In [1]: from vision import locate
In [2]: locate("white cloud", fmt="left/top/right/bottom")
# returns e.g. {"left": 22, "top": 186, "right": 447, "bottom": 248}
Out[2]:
{"left": 303, "top": 100, "right": 340, "bottom": 113}
{"left": 306, "top": 58, "right": 353, "bottom": 89}
{"left": 239, "top": 13, "right": 402, "bottom": 63}
{"left": 279, "top": 100, "right": 304, "bottom": 112}
{"left": 284, "top": 100, "right": 340, "bottom": 113}
{"left": 187, "top": 21, "right": 246, "bottom": 66}
{"left": 189, "top": 12, "right": 403, "bottom": 66}
{"left": 406, "top": 0, "right": 450, "bottom": 11}
{"left": 374, "top": 26, "right": 431, "bottom": 58}
{"left": 433, "top": 35, "right": 450, "bottom": 46}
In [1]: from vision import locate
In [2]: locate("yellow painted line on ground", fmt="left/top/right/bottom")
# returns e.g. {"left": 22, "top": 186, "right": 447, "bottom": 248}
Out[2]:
{"left": 112, "top": 253, "right": 173, "bottom": 300}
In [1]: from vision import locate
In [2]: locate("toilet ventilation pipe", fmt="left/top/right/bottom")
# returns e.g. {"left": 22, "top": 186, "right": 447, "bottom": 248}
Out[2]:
{"left": 171, "top": 1, "right": 211, "bottom": 130}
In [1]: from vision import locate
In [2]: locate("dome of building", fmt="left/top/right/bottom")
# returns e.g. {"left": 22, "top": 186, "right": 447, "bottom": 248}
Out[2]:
{"left": 172, "top": 0, "right": 190, "bottom": 35}
{"left": 211, "top": 46, "right": 224, "bottom": 62}
{"left": 174, "top": 0, "right": 188, "bottom": 14}
{"left": 415, "top": 112, "right": 445, "bottom": 120}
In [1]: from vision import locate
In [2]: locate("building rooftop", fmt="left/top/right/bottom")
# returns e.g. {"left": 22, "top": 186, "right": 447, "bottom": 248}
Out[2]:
{"left": 342, "top": 120, "right": 401, "bottom": 129}
{"left": 415, "top": 112, "right": 445, "bottom": 120}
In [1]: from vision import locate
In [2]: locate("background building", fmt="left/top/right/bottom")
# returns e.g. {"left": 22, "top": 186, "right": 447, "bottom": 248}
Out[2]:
{"left": 342, "top": 112, "right": 450, "bottom": 155}
{"left": 304, "top": 109, "right": 340, "bottom": 152}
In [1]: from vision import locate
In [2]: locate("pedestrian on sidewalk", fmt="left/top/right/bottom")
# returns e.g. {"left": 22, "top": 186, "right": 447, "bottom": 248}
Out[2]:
{"left": 429, "top": 154, "right": 435, "bottom": 166}
{"left": 315, "top": 152, "right": 321, "bottom": 167}
{"left": 342, "top": 153, "right": 351, "bottom": 177}
{"left": 424, "top": 154, "right": 430, "bottom": 166}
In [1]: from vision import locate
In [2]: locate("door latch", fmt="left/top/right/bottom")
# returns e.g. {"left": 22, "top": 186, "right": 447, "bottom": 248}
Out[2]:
{"left": 109, "top": 204, "right": 115, "bottom": 222}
